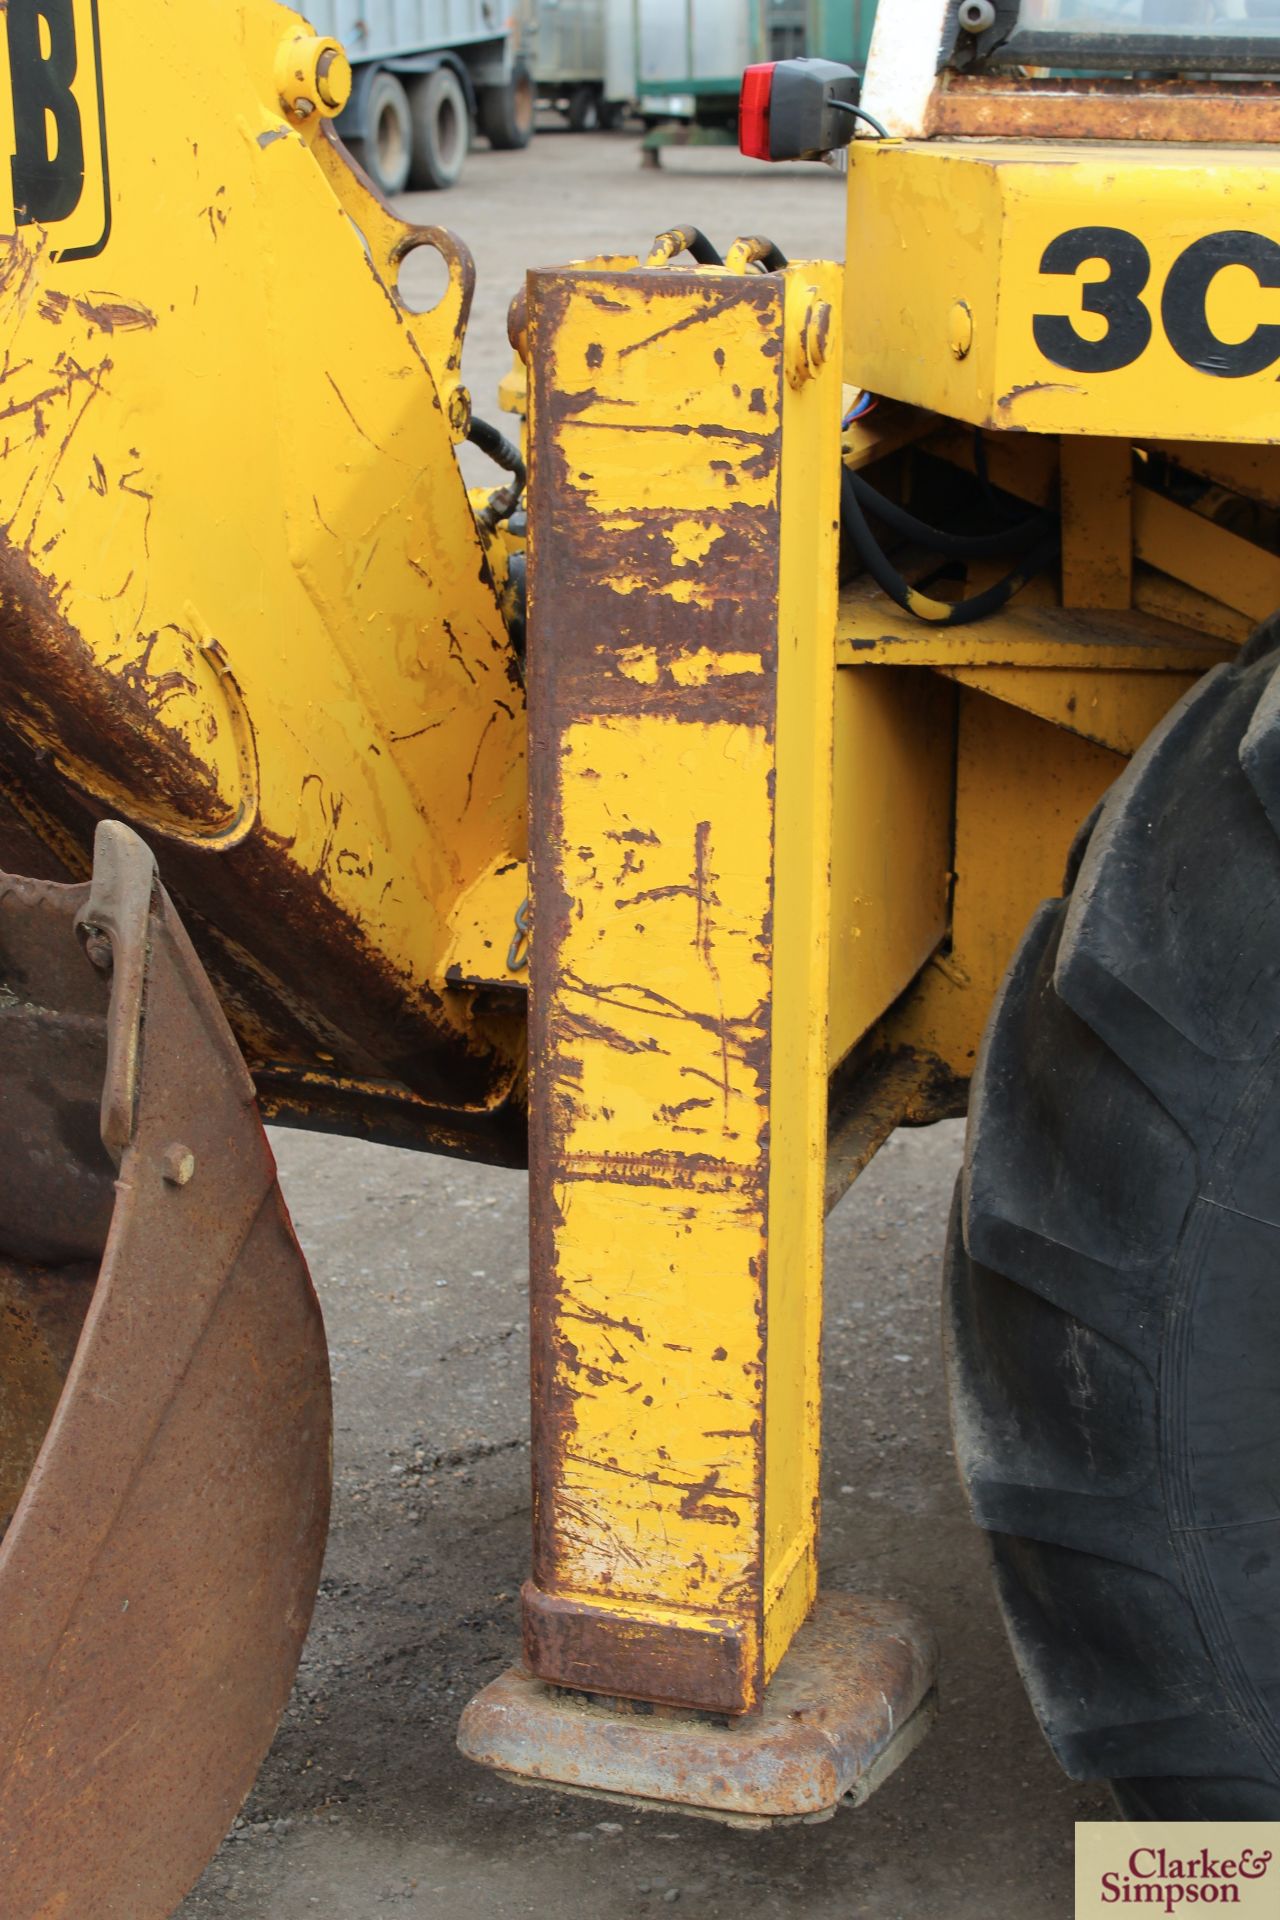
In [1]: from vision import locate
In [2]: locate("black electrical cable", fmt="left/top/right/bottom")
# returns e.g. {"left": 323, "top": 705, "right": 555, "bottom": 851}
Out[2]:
{"left": 840, "top": 465, "right": 1059, "bottom": 628}
{"left": 828, "top": 100, "right": 890, "bottom": 138}
{"left": 845, "top": 467, "right": 1053, "bottom": 560}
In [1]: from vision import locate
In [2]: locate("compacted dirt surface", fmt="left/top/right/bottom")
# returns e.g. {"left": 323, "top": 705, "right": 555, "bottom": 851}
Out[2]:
{"left": 181, "top": 127, "right": 1110, "bottom": 1920}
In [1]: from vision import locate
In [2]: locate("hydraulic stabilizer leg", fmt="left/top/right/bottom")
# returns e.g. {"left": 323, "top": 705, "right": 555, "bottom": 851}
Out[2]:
{"left": 0, "top": 820, "right": 331, "bottom": 1919}
{"left": 460, "top": 255, "right": 936, "bottom": 1822}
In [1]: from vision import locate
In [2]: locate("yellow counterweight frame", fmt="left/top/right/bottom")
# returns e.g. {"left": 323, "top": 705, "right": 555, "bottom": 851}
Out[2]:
{"left": 844, "top": 139, "right": 1280, "bottom": 442}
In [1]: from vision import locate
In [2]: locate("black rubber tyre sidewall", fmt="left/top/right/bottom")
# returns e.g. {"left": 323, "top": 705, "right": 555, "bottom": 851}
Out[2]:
{"left": 408, "top": 68, "right": 470, "bottom": 190}
{"left": 361, "top": 69, "right": 413, "bottom": 197}
{"left": 480, "top": 61, "right": 536, "bottom": 149}
{"left": 947, "top": 643, "right": 1280, "bottom": 1819}
{"left": 566, "top": 84, "right": 600, "bottom": 132}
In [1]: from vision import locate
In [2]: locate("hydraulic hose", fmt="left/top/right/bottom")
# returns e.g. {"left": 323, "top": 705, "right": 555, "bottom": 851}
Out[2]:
{"left": 469, "top": 416, "right": 526, "bottom": 495}
{"left": 840, "top": 465, "right": 1059, "bottom": 628}
{"left": 469, "top": 415, "right": 527, "bottom": 530}
{"left": 645, "top": 225, "right": 724, "bottom": 267}
{"left": 844, "top": 467, "right": 1053, "bottom": 562}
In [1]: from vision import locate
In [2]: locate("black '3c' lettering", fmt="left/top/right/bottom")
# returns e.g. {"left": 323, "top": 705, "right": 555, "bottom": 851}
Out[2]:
{"left": 1032, "top": 225, "right": 1153, "bottom": 375}
{"left": 1162, "top": 229, "right": 1280, "bottom": 379}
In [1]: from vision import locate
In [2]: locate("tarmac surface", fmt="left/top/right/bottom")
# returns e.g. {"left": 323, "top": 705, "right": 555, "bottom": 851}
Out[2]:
{"left": 181, "top": 125, "right": 1111, "bottom": 1920}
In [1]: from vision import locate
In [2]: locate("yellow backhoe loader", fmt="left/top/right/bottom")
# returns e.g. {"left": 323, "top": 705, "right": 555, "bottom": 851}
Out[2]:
{"left": 4, "top": 0, "right": 1280, "bottom": 1910}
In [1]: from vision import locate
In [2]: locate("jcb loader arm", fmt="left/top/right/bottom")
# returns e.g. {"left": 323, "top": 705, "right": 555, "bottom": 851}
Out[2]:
{"left": 0, "top": 0, "right": 528, "bottom": 1164}
{"left": 0, "top": 820, "right": 330, "bottom": 1918}
{"left": 0, "top": 0, "right": 521, "bottom": 1903}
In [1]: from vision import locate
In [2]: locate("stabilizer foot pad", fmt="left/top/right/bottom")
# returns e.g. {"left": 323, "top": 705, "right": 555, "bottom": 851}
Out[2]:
{"left": 457, "top": 1593, "right": 937, "bottom": 1828}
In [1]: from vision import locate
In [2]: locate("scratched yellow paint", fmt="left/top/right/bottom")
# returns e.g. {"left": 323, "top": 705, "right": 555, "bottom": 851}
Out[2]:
{"left": 0, "top": 0, "right": 525, "bottom": 1077}
{"left": 545, "top": 275, "right": 782, "bottom": 521}
{"left": 554, "top": 714, "right": 774, "bottom": 1175}
{"left": 527, "top": 262, "right": 842, "bottom": 1710}
{"left": 845, "top": 140, "right": 1280, "bottom": 441}
{"left": 548, "top": 1175, "right": 767, "bottom": 1607}
{"left": 539, "top": 635, "right": 776, "bottom": 1666}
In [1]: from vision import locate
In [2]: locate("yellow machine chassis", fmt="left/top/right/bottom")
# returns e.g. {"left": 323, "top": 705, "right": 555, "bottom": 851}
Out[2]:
{"left": 2, "top": 0, "right": 1280, "bottom": 1876}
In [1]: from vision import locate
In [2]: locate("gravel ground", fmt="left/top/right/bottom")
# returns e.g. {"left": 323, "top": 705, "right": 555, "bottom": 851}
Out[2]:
{"left": 182, "top": 123, "right": 1110, "bottom": 1919}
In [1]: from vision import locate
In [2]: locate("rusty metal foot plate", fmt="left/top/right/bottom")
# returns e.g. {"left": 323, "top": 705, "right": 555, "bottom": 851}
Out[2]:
{"left": 457, "top": 1593, "right": 937, "bottom": 1828}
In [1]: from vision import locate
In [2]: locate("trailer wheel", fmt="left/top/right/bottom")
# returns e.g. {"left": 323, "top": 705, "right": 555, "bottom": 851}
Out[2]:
{"left": 408, "top": 68, "right": 469, "bottom": 189}
{"left": 947, "top": 621, "right": 1280, "bottom": 1819}
{"left": 479, "top": 59, "right": 535, "bottom": 150}
{"left": 566, "top": 84, "right": 600, "bottom": 131}
{"left": 360, "top": 69, "right": 413, "bottom": 196}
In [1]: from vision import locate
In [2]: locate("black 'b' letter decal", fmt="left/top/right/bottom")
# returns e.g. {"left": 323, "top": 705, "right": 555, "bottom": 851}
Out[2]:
{"left": 8, "top": 0, "right": 86, "bottom": 226}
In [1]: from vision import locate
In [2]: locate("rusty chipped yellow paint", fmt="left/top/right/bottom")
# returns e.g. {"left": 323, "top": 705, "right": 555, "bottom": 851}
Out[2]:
{"left": 0, "top": 0, "right": 526, "bottom": 1143}
{"left": 523, "top": 259, "right": 841, "bottom": 1714}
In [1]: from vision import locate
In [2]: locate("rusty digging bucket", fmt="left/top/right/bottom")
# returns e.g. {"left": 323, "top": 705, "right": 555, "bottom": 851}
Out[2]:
{"left": 0, "top": 820, "right": 331, "bottom": 1918}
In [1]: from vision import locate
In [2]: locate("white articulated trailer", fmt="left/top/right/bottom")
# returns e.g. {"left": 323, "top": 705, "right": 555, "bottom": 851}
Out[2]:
{"left": 309, "top": 0, "right": 535, "bottom": 193}
{"left": 518, "top": 0, "right": 631, "bottom": 129}
{"left": 516, "top": 0, "right": 765, "bottom": 134}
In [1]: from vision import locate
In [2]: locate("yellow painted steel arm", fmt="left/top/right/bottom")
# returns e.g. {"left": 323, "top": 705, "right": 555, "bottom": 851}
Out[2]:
{"left": 0, "top": 0, "right": 527, "bottom": 1154}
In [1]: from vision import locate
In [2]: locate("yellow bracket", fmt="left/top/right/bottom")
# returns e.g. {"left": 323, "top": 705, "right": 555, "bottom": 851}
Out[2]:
{"left": 309, "top": 124, "right": 475, "bottom": 439}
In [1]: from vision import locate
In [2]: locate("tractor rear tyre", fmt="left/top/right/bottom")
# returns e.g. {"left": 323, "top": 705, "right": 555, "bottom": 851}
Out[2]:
{"left": 359, "top": 69, "right": 413, "bottom": 197}
{"left": 408, "top": 68, "right": 469, "bottom": 190}
{"left": 479, "top": 60, "right": 535, "bottom": 150}
{"left": 947, "top": 621, "right": 1280, "bottom": 1819}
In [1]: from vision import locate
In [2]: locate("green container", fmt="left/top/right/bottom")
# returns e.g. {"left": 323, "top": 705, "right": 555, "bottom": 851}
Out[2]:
{"left": 808, "top": 0, "right": 877, "bottom": 68}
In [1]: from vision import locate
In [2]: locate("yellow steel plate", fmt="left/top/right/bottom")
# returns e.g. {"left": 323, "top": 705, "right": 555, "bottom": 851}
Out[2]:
{"left": 846, "top": 141, "right": 1280, "bottom": 443}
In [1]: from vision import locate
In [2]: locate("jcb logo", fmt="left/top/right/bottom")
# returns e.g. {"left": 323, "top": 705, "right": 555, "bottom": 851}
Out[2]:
{"left": 2, "top": 0, "right": 109, "bottom": 261}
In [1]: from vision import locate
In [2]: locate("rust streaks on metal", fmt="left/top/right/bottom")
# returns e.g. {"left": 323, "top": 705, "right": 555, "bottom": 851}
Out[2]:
{"left": 71, "top": 294, "right": 160, "bottom": 335}
{"left": 461, "top": 1593, "right": 939, "bottom": 1824}
{"left": 0, "top": 821, "right": 331, "bottom": 1919}
{"left": 928, "top": 74, "right": 1280, "bottom": 142}
{"left": 523, "top": 264, "right": 787, "bottom": 1712}
{"left": 0, "top": 539, "right": 526, "bottom": 1147}
{"left": 528, "top": 270, "right": 782, "bottom": 726}
{"left": 521, "top": 1584, "right": 754, "bottom": 1717}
